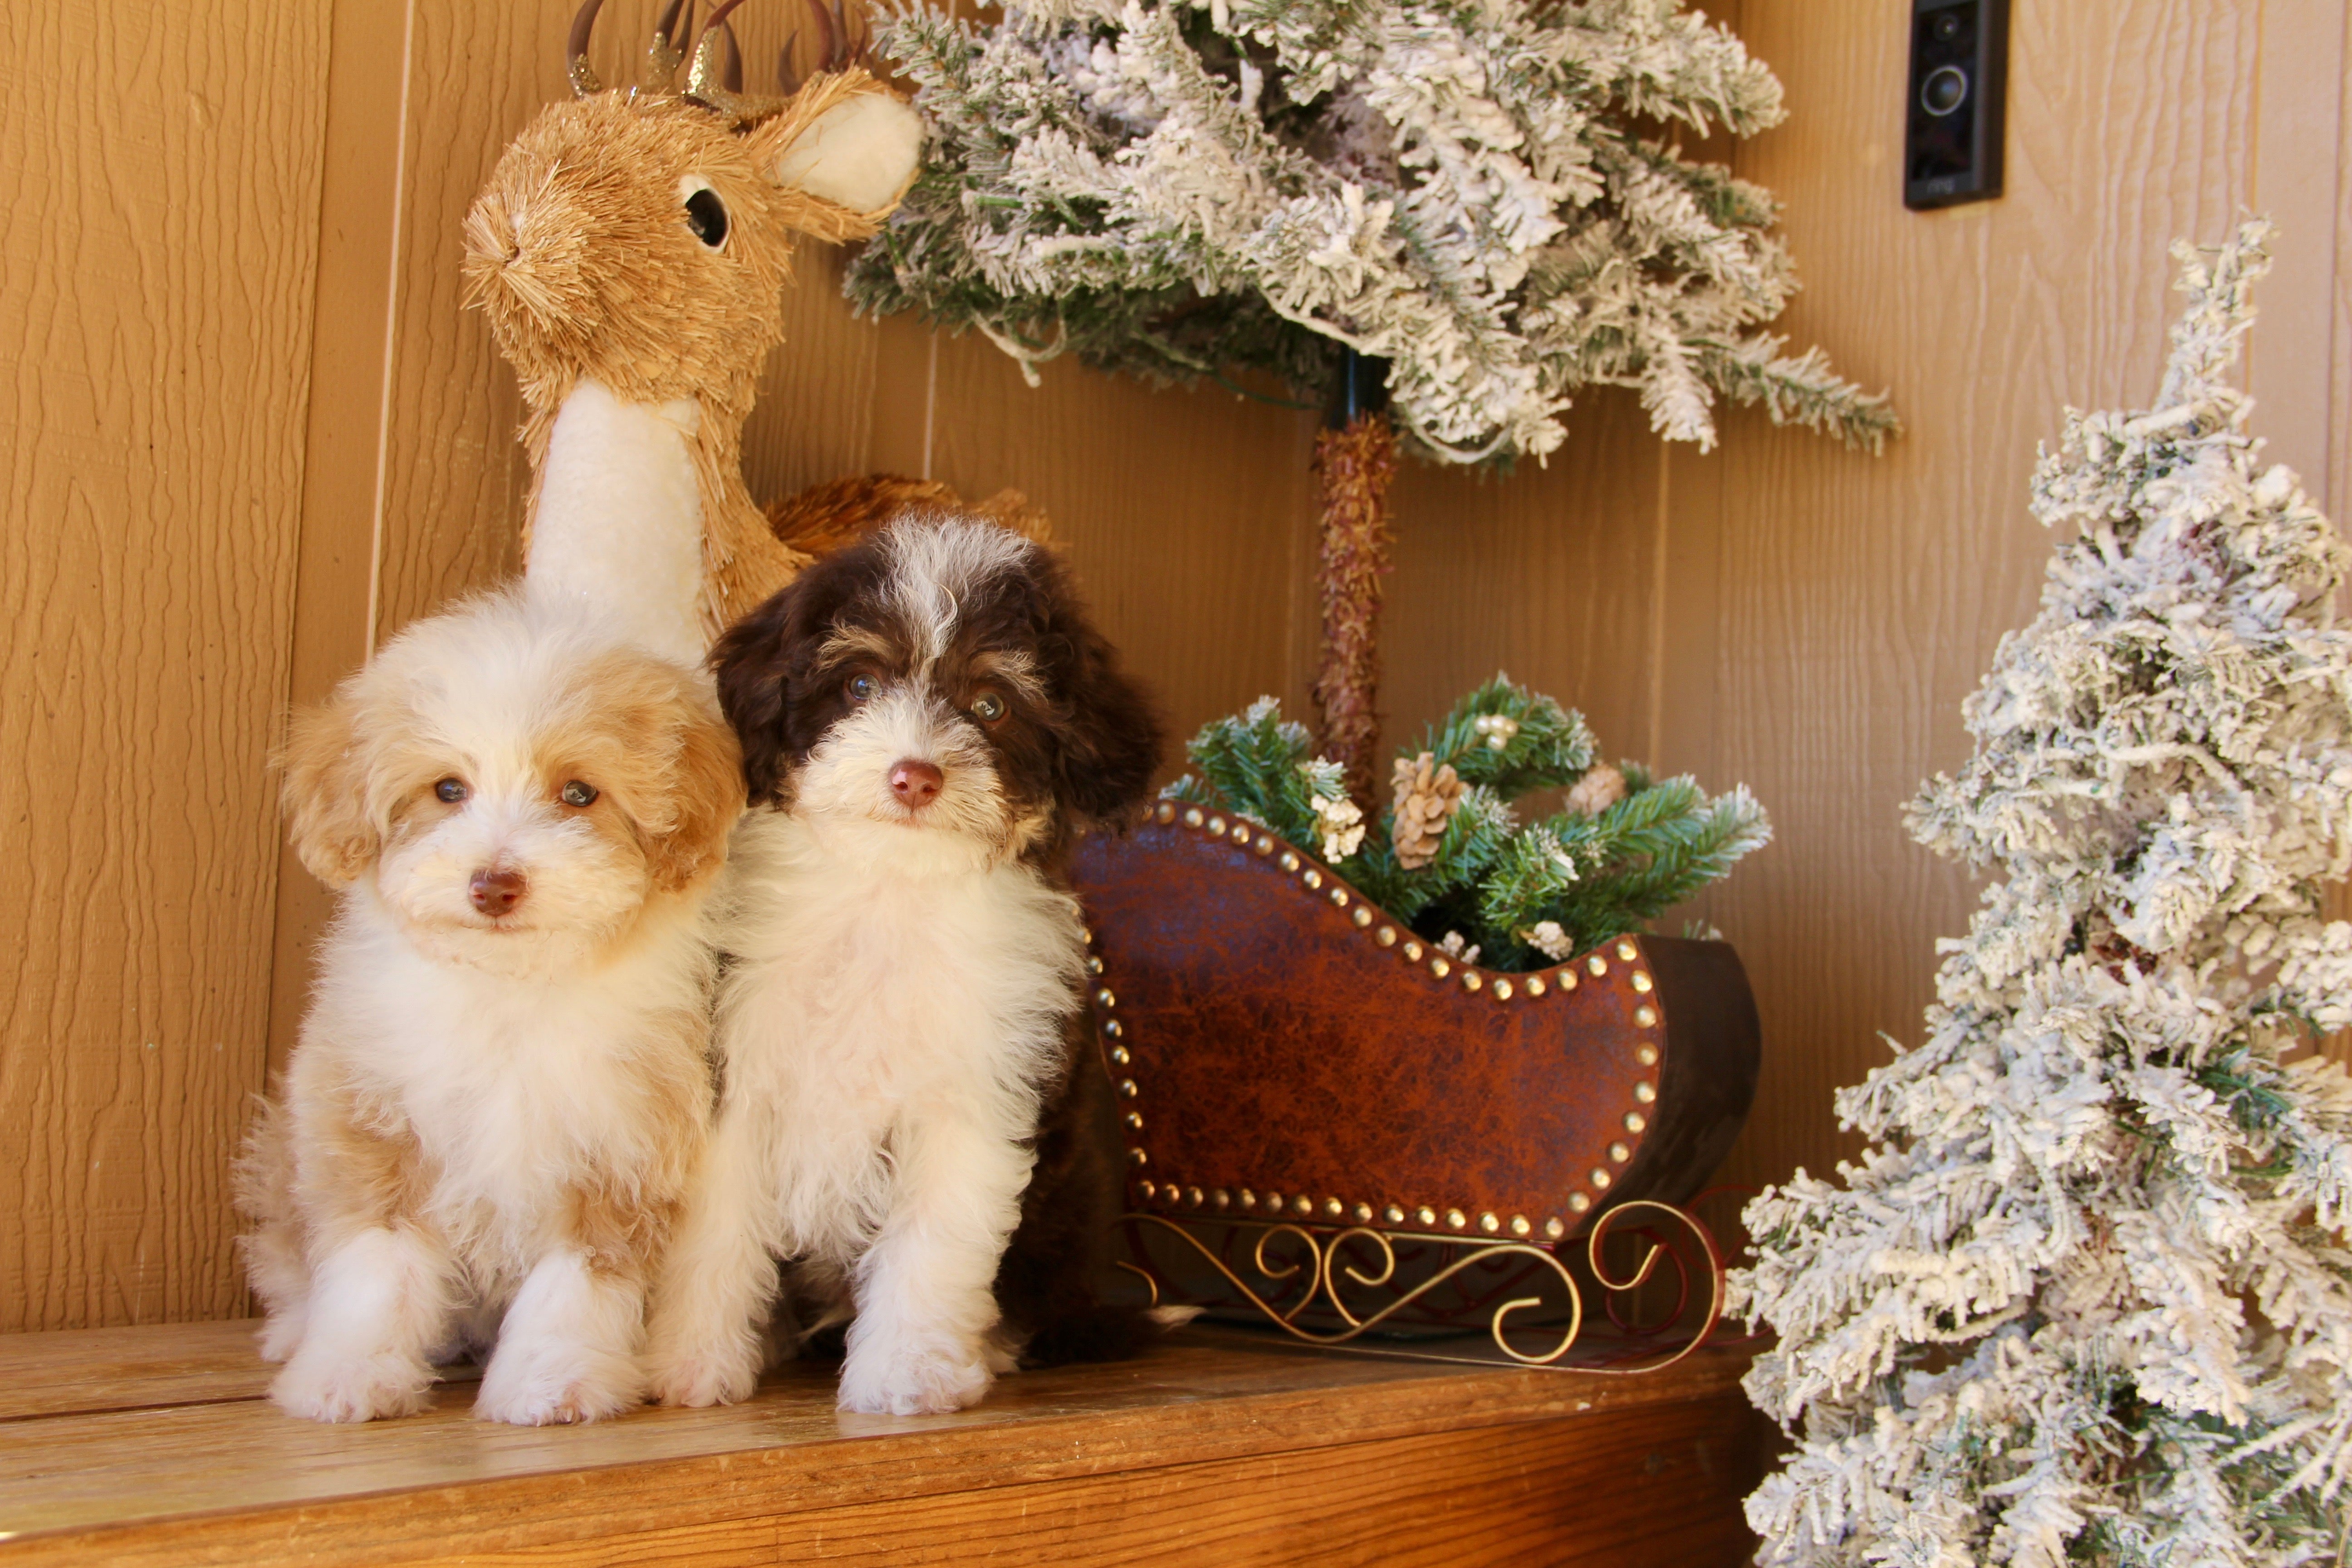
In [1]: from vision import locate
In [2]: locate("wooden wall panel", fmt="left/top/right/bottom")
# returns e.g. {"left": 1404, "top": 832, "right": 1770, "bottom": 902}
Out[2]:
{"left": 2248, "top": 0, "right": 2349, "bottom": 513}
{"left": 0, "top": 1, "right": 331, "bottom": 1328}
{"left": 264, "top": 0, "right": 417, "bottom": 1078}
{"left": 10, "top": 0, "right": 2351, "bottom": 1333}
{"left": 1380, "top": 401, "right": 1668, "bottom": 795}
{"left": 1700, "top": 0, "right": 2272, "bottom": 1194}
{"left": 363, "top": 0, "right": 555, "bottom": 640}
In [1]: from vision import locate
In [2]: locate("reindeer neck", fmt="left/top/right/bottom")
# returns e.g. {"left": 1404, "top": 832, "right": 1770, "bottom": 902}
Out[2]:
{"left": 521, "top": 376, "right": 803, "bottom": 659}
{"left": 520, "top": 377, "right": 721, "bottom": 666}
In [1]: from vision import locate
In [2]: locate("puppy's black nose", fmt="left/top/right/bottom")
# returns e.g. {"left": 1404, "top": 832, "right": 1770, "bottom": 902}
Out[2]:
{"left": 889, "top": 760, "right": 944, "bottom": 809}
{"left": 470, "top": 867, "right": 527, "bottom": 916}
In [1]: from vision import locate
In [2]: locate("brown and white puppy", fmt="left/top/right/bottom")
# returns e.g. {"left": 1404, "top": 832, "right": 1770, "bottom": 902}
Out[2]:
{"left": 644, "top": 513, "right": 1163, "bottom": 1415}
{"left": 238, "top": 589, "right": 744, "bottom": 1424}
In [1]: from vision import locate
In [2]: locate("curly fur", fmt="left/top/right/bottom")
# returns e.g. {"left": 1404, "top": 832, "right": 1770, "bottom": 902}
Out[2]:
{"left": 644, "top": 513, "right": 1166, "bottom": 1414}
{"left": 239, "top": 590, "right": 744, "bottom": 1425}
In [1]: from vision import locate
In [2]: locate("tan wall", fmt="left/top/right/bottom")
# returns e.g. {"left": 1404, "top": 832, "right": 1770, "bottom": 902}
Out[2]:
{"left": 0, "top": 0, "right": 332, "bottom": 1330}
{"left": 1, "top": 0, "right": 2345, "bottom": 1328}
{"left": 0, "top": 0, "right": 1314, "bottom": 1333}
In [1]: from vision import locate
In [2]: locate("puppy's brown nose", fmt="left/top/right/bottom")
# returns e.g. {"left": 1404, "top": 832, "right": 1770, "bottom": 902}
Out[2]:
{"left": 889, "top": 760, "right": 944, "bottom": 810}
{"left": 470, "top": 867, "right": 527, "bottom": 916}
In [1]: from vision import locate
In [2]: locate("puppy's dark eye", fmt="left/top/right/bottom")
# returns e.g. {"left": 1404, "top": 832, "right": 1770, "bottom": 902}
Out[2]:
{"left": 970, "top": 691, "right": 1007, "bottom": 724}
{"left": 683, "top": 186, "right": 728, "bottom": 249}
{"left": 435, "top": 778, "right": 468, "bottom": 804}
{"left": 560, "top": 780, "right": 599, "bottom": 808}
{"left": 847, "top": 673, "right": 877, "bottom": 703}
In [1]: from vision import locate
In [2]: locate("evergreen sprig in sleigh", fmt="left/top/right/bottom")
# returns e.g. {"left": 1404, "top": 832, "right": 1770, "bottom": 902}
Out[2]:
{"left": 1070, "top": 679, "right": 1770, "bottom": 1367}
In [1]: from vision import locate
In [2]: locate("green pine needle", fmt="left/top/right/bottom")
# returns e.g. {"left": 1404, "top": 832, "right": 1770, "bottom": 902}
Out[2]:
{"left": 1165, "top": 690, "right": 1769, "bottom": 968}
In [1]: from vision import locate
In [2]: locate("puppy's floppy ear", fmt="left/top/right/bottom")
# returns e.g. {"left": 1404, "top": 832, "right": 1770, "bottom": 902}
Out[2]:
{"left": 277, "top": 691, "right": 379, "bottom": 885}
{"left": 1041, "top": 576, "right": 1165, "bottom": 830}
{"left": 646, "top": 683, "right": 747, "bottom": 894}
{"left": 711, "top": 577, "right": 806, "bottom": 807}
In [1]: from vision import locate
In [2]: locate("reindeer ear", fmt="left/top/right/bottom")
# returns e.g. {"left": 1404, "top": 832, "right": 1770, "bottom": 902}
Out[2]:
{"left": 277, "top": 693, "right": 380, "bottom": 886}
{"left": 765, "top": 88, "right": 921, "bottom": 215}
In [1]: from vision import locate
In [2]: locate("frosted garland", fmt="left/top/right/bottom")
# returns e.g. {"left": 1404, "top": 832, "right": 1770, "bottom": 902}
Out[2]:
{"left": 1729, "top": 221, "right": 2352, "bottom": 1566}
{"left": 848, "top": 0, "right": 1894, "bottom": 462}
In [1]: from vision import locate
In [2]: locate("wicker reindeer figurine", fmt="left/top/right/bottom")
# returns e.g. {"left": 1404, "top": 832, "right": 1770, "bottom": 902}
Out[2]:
{"left": 463, "top": 0, "right": 921, "bottom": 663}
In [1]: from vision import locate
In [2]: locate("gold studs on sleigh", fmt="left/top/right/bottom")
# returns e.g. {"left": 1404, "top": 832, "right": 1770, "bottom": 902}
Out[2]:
{"left": 1152, "top": 792, "right": 1676, "bottom": 1250}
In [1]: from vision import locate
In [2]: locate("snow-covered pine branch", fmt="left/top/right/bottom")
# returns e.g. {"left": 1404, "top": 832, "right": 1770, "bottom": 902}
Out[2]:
{"left": 849, "top": 0, "right": 1895, "bottom": 462}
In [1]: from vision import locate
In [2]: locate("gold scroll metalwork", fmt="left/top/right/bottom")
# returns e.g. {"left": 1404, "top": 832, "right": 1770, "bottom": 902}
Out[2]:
{"left": 1118, "top": 1199, "right": 1724, "bottom": 1373}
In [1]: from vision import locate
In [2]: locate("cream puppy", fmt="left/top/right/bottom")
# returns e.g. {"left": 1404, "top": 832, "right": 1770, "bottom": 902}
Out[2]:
{"left": 237, "top": 589, "right": 743, "bottom": 1425}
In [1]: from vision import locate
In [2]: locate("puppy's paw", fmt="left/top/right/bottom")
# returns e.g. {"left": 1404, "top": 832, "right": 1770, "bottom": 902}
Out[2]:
{"left": 836, "top": 1343, "right": 993, "bottom": 1416}
{"left": 646, "top": 1347, "right": 760, "bottom": 1409}
{"left": 471, "top": 1377, "right": 633, "bottom": 1426}
{"left": 473, "top": 1338, "right": 640, "bottom": 1426}
{"left": 271, "top": 1352, "right": 434, "bottom": 1423}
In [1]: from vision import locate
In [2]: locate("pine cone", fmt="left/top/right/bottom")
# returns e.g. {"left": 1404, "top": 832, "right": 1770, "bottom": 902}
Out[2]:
{"left": 1391, "top": 752, "right": 1466, "bottom": 870}
{"left": 1565, "top": 762, "right": 1627, "bottom": 817}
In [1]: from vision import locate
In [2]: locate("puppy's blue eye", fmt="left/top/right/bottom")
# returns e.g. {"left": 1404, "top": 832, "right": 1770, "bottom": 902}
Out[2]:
{"left": 848, "top": 674, "right": 877, "bottom": 702}
{"left": 435, "top": 778, "right": 468, "bottom": 804}
{"left": 560, "top": 780, "right": 599, "bottom": 808}
{"left": 970, "top": 691, "right": 1007, "bottom": 723}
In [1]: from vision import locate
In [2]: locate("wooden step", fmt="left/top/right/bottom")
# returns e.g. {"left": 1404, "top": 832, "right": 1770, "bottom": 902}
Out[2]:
{"left": 0, "top": 1321, "right": 1769, "bottom": 1566}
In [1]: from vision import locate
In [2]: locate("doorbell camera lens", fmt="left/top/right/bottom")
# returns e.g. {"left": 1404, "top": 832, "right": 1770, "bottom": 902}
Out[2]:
{"left": 1921, "top": 64, "right": 1968, "bottom": 117}
{"left": 1905, "top": 0, "right": 2005, "bottom": 210}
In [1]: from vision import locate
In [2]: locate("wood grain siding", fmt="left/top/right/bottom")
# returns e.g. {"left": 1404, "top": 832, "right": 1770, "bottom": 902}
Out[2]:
{"left": 6, "top": 0, "right": 2351, "bottom": 1331}
{"left": 1382, "top": 394, "right": 1670, "bottom": 787}
{"left": 1701, "top": 0, "right": 2278, "bottom": 1193}
{"left": 0, "top": 0, "right": 331, "bottom": 1328}
{"left": 2248, "top": 0, "right": 2350, "bottom": 514}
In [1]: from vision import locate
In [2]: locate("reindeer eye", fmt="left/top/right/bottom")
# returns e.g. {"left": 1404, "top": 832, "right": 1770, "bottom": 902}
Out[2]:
{"left": 435, "top": 778, "right": 469, "bottom": 804}
{"left": 847, "top": 674, "right": 877, "bottom": 703}
{"left": 560, "top": 780, "right": 599, "bottom": 808}
{"left": 682, "top": 185, "right": 728, "bottom": 250}
{"left": 970, "top": 691, "right": 1007, "bottom": 724}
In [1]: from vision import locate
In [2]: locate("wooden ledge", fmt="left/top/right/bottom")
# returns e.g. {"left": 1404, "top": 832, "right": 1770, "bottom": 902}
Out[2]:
{"left": 0, "top": 1322, "right": 1768, "bottom": 1566}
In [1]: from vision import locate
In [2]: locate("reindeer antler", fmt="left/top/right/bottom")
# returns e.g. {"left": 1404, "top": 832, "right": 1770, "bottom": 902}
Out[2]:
{"left": 684, "top": 0, "right": 794, "bottom": 123}
{"left": 777, "top": 0, "right": 870, "bottom": 92}
{"left": 567, "top": 0, "right": 608, "bottom": 96}
{"left": 572, "top": 0, "right": 877, "bottom": 121}
{"left": 568, "top": 0, "right": 706, "bottom": 98}
{"left": 646, "top": 0, "right": 694, "bottom": 91}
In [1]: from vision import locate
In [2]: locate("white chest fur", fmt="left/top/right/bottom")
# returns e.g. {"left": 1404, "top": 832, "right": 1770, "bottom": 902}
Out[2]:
{"left": 527, "top": 378, "right": 706, "bottom": 664}
{"left": 315, "top": 891, "right": 704, "bottom": 1272}
{"left": 714, "top": 812, "right": 1086, "bottom": 1256}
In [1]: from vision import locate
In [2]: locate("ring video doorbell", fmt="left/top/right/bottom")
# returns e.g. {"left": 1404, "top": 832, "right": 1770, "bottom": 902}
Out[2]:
{"left": 1905, "top": 0, "right": 2008, "bottom": 210}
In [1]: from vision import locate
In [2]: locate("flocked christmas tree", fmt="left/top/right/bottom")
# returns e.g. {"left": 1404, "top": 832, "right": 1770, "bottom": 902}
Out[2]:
{"left": 1730, "top": 222, "right": 2352, "bottom": 1565}
{"left": 848, "top": 0, "right": 1893, "bottom": 791}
